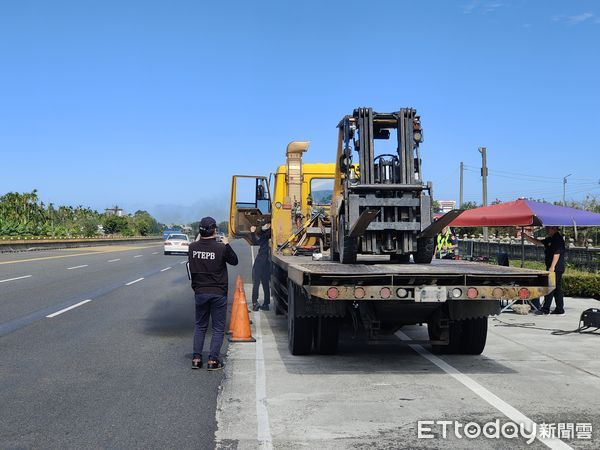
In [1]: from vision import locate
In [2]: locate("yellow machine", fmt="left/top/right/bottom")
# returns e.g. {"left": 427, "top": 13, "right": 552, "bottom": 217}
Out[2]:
{"left": 229, "top": 141, "right": 334, "bottom": 254}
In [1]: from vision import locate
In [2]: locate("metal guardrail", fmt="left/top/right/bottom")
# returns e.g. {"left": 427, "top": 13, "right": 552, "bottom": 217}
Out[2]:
{"left": 458, "top": 240, "right": 600, "bottom": 272}
{"left": 0, "top": 236, "right": 163, "bottom": 252}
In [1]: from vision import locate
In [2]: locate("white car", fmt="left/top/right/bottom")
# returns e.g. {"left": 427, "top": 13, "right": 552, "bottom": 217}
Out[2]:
{"left": 164, "top": 233, "right": 190, "bottom": 255}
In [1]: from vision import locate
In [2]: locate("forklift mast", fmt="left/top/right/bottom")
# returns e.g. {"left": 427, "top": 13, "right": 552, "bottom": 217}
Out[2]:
{"left": 332, "top": 107, "right": 434, "bottom": 264}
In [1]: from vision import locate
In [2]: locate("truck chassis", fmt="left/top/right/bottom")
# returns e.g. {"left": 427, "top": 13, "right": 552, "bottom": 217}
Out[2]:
{"left": 270, "top": 254, "right": 552, "bottom": 355}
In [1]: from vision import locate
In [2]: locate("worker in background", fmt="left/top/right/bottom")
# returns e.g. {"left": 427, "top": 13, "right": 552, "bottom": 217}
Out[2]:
{"left": 188, "top": 216, "right": 238, "bottom": 370}
{"left": 522, "top": 226, "right": 566, "bottom": 315}
{"left": 250, "top": 219, "right": 272, "bottom": 311}
{"left": 435, "top": 226, "right": 458, "bottom": 259}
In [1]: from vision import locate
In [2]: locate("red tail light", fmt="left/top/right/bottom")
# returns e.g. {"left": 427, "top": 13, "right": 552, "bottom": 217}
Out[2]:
{"left": 354, "top": 287, "right": 365, "bottom": 299}
{"left": 327, "top": 287, "right": 339, "bottom": 299}
{"left": 467, "top": 287, "right": 479, "bottom": 299}
{"left": 518, "top": 288, "right": 530, "bottom": 299}
{"left": 379, "top": 287, "right": 391, "bottom": 299}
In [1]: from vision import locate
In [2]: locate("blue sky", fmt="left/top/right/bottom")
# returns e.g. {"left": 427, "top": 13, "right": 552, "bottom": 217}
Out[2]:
{"left": 1, "top": 0, "right": 599, "bottom": 223}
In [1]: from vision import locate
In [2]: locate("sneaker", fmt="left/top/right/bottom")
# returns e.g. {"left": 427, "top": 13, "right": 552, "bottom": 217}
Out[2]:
{"left": 207, "top": 360, "right": 224, "bottom": 371}
{"left": 191, "top": 358, "right": 203, "bottom": 370}
{"left": 252, "top": 302, "right": 260, "bottom": 311}
{"left": 535, "top": 310, "right": 549, "bottom": 315}
{"left": 260, "top": 304, "right": 270, "bottom": 311}
{"left": 550, "top": 310, "right": 566, "bottom": 316}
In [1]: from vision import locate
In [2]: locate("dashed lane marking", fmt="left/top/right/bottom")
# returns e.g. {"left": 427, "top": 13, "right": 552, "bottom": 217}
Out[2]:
{"left": 46, "top": 299, "right": 92, "bottom": 318}
{"left": 0, "top": 244, "right": 162, "bottom": 265}
{"left": 108, "top": 259, "right": 120, "bottom": 262}
{"left": 0, "top": 275, "right": 32, "bottom": 283}
{"left": 134, "top": 255, "right": 143, "bottom": 258}
{"left": 125, "top": 278, "right": 144, "bottom": 286}
{"left": 160, "top": 267, "right": 171, "bottom": 272}
{"left": 67, "top": 264, "right": 88, "bottom": 270}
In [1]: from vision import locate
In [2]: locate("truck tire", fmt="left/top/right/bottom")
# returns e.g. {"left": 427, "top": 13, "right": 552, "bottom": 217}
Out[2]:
{"left": 275, "top": 300, "right": 284, "bottom": 316}
{"left": 338, "top": 214, "right": 357, "bottom": 264}
{"left": 459, "top": 317, "right": 488, "bottom": 355}
{"left": 428, "top": 320, "right": 461, "bottom": 354}
{"left": 330, "top": 219, "right": 340, "bottom": 262}
{"left": 314, "top": 317, "right": 339, "bottom": 355}
{"left": 414, "top": 237, "right": 435, "bottom": 264}
{"left": 287, "top": 281, "right": 314, "bottom": 355}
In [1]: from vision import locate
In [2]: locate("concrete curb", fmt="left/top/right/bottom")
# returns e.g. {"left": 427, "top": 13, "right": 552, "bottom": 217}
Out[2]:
{"left": 0, "top": 237, "right": 163, "bottom": 253}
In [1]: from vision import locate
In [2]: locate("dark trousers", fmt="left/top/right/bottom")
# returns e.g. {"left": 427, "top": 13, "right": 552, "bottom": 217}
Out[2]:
{"left": 542, "top": 271, "right": 564, "bottom": 312}
{"left": 252, "top": 258, "right": 271, "bottom": 305}
{"left": 194, "top": 293, "right": 227, "bottom": 360}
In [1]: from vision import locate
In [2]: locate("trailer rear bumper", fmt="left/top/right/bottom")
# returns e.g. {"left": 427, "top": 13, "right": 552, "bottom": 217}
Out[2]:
{"left": 305, "top": 285, "right": 552, "bottom": 302}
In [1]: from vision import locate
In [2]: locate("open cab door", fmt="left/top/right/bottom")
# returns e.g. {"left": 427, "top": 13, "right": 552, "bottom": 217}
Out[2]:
{"left": 229, "top": 175, "right": 271, "bottom": 243}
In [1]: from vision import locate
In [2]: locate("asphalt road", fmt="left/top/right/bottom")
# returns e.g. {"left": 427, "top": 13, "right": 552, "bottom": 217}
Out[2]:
{"left": 3, "top": 241, "right": 600, "bottom": 449}
{"left": 0, "top": 239, "right": 252, "bottom": 449}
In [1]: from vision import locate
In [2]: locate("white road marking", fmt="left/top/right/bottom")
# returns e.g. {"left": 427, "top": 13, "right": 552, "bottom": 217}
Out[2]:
{"left": 108, "top": 258, "right": 120, "bottom": 262}
{"left": 67, "top": 264, "right": 88, "bottom": 270}
{"left": 395, "top": 330, "right": 572, "bottom": 450}
{"left": 248, "top": 245, "right": 272, "bottom": 449}
{"left": 46, "top": 299, "right": 92, "bottom": 318}
{"left": 0, "top": 275, "right": 32, "bottom": 283}
{"left": 125, "top": 277, "right": 144, "bottom": 286}
{"left": 152, "top": 252, "right": 159, "bottom": 255}
{"left": 179, "top": 260, "right": 187, "bottom": 265}
{"left": 160, "top": 267, "right": 171, "bottom": 272}
{"left": 134, "top": 255, "right": 143, "bottom": 258}
{"left": 254, "top": 312, "right": 273, "bottom": 449}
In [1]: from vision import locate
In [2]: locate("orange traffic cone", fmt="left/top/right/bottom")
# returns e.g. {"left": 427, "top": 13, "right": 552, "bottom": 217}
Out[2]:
{"left": 235, "top": 275, "right": 243, "bottom": 291}
{"left": 228, "top": 287, "right": 256, "bottom": 342}
{"left": 227, "top": 285, "right": 242, "bottom": 335}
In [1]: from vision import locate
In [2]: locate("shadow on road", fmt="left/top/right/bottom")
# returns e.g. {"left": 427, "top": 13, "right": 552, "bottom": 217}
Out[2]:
{"left": 262, "top": 313, "right": 517, "bottom": 376}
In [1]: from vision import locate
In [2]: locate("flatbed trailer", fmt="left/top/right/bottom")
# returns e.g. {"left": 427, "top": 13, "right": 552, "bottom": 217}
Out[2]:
{"left": 270, "top": 253, "right": 553, "bottom": 355}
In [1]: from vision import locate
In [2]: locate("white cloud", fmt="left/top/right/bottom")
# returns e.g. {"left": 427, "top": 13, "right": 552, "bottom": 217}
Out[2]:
{"left": 462, "top": 0, "right": 503, "bottom": 15}
{"left": 567, "top": 12, "right": 595, "bottom": 25}
{"left": 554, "top": 11, "right": 600, "bottom": 26}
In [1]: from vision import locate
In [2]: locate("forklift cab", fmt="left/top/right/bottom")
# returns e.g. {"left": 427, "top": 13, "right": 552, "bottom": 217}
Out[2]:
{"left": 229, "top": 175, "right": 271, "bottom": 242}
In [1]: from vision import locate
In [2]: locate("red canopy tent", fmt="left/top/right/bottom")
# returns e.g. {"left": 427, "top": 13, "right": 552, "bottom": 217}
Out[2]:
{"left": 449, "top": 199, "right": 600, "bottom": 267}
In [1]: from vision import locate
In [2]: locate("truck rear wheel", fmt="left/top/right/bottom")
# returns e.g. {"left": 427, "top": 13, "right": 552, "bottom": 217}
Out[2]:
{"left": 314, "top": 317, "right": 339, "bottom": 355}
{"left": 338, "top": 214, "right": 357, "bottom": 264}
{"left": 428, "top": 320, "right": 461, "bottom": 354}
{"left": 287, "top": 281, "right": 314, "bottom": 355}
{"left": 459, "top": 317, "right": 488, "bottom": 355}
{"left": 414, "top": 237, "right": 435, "bottom": 264}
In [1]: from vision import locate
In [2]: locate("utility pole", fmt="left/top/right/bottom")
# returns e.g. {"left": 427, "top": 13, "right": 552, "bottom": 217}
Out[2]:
{"left": 563, "top": 174, "right": 572, "bottom": 206}
{"left": 459, "top": 161, "right": 464, "bottom": 208}
{"left": 479, "top": 147, "right": 488, "bottom": 241}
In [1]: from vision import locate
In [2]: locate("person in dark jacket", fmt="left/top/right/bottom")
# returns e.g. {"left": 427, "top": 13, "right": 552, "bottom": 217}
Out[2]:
{"left": 250, "top": 221, "right": 271, "bottom": 311}
{"left": 188, "top": 216, "right": 238, "bottom": 370}
{"left": 523, "top": 226, "right": 566, "bottom": 315}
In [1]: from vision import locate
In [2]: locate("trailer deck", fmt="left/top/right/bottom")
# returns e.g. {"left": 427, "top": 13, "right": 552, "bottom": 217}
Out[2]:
{"left": 272, "top": 254, "right": 553, "bottom": 301}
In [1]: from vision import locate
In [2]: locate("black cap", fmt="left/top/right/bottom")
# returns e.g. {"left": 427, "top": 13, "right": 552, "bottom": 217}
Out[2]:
{"left": 200, "top": 216, "right": 217, "bottom": 229}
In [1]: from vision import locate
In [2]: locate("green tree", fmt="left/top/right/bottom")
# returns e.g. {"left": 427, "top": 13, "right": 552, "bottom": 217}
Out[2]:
{"left": 217, "top": 221, "right": 228, "bottom": 234}
{"left": 103, "top": 215, "right": 129, "bottom": 235}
